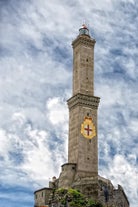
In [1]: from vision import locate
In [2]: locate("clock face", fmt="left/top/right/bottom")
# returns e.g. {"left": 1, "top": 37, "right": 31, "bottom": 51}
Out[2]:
{"left": 81, "top": 116, "right": 96, "bottom": 139}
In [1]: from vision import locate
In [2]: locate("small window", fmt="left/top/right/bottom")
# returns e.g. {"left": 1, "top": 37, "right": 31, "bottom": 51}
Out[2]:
{"left": 86, "top": 58, "right": 88, "bottom": 62}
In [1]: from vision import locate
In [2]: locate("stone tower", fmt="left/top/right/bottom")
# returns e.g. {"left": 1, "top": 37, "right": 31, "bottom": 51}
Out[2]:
{"left": 67, "top": 24, "right": 100, "bottom": 179}
{"left": 34, "top": 25, "right": 129, "bottom": 207}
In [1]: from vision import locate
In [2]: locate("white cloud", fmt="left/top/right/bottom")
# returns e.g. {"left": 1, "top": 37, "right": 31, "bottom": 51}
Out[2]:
{"left": 110, "top": 155, "right": 138, "bottom": 201}
{"left": 0, "top": 129, "right": 11, "bottom": 159}
{"left": 0, "top": 0, "right": 137, "bottom": 206}
{"left": 46, "top": 97, "right": 68, "bottom": 125}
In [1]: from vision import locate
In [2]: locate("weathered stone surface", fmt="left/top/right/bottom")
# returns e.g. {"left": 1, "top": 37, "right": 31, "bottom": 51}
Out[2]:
{"left": 98, "top": 176, "right": 129, "bottom": 207}
{"left": 72, "top": 32, "right": 95, "bottom": 97}
{"left": 34, "top": 188, "right": 53, "bottom": 206}
{"left": 67, "top": 93, "right": 99, "bottom": 177}
{"left": 58, "top": 163, "right": 76, "bottom": 188}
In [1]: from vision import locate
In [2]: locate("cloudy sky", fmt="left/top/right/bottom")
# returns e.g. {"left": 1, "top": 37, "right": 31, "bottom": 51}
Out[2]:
{"left": 0, "top": 0, "right": 138, "bottom": 206}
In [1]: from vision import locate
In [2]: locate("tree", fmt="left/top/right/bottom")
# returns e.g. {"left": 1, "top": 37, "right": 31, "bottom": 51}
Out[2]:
{"left": 51, "top": 188, "right": 103, "bottom": 207}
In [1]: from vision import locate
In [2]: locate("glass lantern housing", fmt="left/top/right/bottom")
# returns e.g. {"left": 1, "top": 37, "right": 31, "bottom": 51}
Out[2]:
{"left": 79, "top": 25, "right": 89, "bottom": 36}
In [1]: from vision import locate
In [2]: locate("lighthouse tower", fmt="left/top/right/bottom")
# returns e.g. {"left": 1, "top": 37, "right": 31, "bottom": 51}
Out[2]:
{"left": 58, "top": 24, "right": 100, "bottom": 199}
{"left": 34, "top": 25, "right": 129, "bottom": 207}
{"left": 68, "top": 24, "right": 100, "bottom": 178}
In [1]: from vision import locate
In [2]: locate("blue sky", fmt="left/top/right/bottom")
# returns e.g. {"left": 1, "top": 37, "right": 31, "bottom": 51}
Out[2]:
{"left": 0, "top": 0, "right": 138, "bottom": 206}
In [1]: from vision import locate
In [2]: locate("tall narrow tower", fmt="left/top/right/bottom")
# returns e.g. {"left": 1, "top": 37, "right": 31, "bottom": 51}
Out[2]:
{"left": 34, "top": 25, "right": 129, "bottom": 207}
{"left": 67, "top": 25, "right": 100, "bottom": 178}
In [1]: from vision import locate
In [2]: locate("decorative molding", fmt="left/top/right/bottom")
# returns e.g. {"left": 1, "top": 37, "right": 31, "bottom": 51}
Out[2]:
{"left": 67, "top": 93, "right": 100, "bottom": 110}
{"left": 72, "top": 36, "right": 96, "bottom": 48}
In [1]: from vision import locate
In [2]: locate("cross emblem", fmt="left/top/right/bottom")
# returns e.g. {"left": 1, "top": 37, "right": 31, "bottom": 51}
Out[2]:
{"left": 81, "top": 116, "right": 96, "bottom": 139}
{"left": 84, "top": 125, "right": 92, "bottom": 136}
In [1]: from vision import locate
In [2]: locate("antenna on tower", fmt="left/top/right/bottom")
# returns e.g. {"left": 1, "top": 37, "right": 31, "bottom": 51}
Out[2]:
{"left": 82, "top": 19, "right": 89, "bottom": 30}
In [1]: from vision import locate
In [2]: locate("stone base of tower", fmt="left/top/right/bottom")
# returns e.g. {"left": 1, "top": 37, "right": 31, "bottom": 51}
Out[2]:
{"left": 72, "top": 176, "right": 99, "bottom": 201}
{"left": 57, "top": 163, "right": 129, "bottom": 207}
{"left": 58, "top": 163, "right": 98, "bottom": 200}
{"left": 34, "top": 163, "right": 129, "bottom": 207}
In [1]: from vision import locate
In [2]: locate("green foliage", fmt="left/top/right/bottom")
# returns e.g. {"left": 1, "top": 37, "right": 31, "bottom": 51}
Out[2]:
{"left": 87, "top": 198, "right": 95, "bottom": 207}
{"left": 68, "top": 188, "right": 86, "bottom": 207}
{"left": 56, "top": 188, "right": 68, "bottom": 195}
{"left": 54, "top": 188, "right": 67, "bottom": 205}
{"left": 87, "top": 199, "right": 103, "bottom": 207}
{"left": 53, "top": 188, "right": 103, "bottom": 207}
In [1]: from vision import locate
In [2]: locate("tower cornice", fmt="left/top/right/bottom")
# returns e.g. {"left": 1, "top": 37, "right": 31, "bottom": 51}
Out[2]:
{"left": 72, "top": 35, "right": 96, "bottom": 48}
{"left": 67, "top": 93, "right": 100, "bottom": 110}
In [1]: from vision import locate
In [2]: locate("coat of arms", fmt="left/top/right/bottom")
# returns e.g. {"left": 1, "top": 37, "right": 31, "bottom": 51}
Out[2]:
{"left": 81, "top": 116, "right": 96, "bottom": 139}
